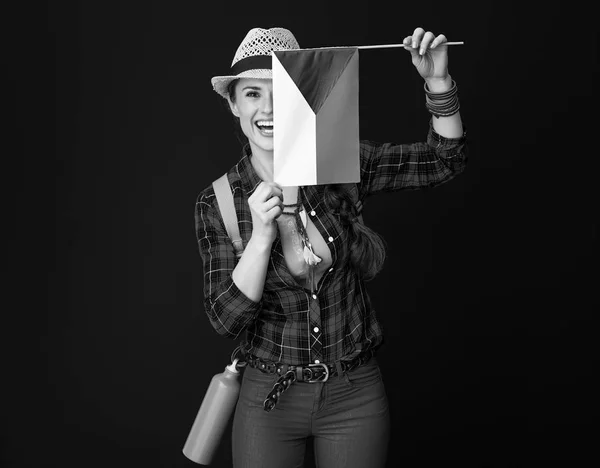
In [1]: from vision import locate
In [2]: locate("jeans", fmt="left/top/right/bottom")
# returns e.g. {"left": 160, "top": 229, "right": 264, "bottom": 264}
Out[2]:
{"left": 232, "top": 357, "right": 390, "bottom": 468}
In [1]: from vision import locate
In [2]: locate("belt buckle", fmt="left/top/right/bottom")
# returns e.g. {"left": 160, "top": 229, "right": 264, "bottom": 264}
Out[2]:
{"left": 306, "top": 363, "right": 329, "bottom": 383}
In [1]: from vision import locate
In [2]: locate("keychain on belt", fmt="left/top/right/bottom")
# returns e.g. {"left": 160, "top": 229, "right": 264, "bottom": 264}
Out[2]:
{"left": 263, "top": 369, "right": 297, "bottom": 412}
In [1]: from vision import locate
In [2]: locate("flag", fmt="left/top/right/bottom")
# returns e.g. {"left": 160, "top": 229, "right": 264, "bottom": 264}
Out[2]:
{"left": 272, "top": 47, "right": 360, "bottom": 186}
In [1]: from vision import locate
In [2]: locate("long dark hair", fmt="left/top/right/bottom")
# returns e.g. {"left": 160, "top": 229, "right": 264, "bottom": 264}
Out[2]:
{"left": 322, "top": 185, "right": 386, "bottom": 281}
{"left": 226, "top": 80, "right": 386, "bottom": 280}
{"left": 226, "top": 80, "right": 247, "bottom": 145}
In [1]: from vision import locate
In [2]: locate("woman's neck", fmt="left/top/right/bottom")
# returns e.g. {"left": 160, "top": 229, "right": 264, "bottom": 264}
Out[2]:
{"left": 249, "top": 146, "right": 274, "bottom": 182}
{"left": 249, "top": 146, "right": 299, "bottom": 204}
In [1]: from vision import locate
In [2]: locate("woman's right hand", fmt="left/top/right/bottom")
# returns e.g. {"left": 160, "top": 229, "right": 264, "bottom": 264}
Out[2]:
{"left": 248, "top": 182, "right": 283, "bottom": 245}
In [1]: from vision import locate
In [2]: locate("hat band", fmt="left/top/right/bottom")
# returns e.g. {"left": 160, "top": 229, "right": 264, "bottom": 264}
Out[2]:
{"left": 230, "top": 55, "right": 272, "bottom": 75}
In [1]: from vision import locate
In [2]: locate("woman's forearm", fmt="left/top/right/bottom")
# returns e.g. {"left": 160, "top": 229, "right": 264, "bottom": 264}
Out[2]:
{"left": 231, "top": 236, "right": 272, "bottom": 303}
{"left": 426, "top": 75, "right": 463, "bottom": 139}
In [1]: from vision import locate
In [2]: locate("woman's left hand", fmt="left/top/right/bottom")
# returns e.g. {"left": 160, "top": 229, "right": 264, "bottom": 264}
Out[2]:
{"left": 403, "top": 27, "right": 450, "bottom": 85}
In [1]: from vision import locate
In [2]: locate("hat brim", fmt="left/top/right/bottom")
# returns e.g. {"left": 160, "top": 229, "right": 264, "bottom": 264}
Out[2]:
{"left": 211, "top": 69, "right": 272, "bottom": 99}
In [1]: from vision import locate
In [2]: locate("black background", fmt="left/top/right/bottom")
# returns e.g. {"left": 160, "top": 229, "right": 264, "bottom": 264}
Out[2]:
{"left": 5, "top": 1, "right": 598, "bottom": 467}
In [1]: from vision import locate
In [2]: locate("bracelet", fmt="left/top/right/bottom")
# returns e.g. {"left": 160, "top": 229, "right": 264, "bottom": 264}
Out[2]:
{"left": 424, "top": 79, "right": 460, "bottom": 118}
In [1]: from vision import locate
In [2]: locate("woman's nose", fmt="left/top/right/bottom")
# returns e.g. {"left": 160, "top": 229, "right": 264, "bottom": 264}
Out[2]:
{"left": 262, "top": 94, "right": 273, "bottom": 114}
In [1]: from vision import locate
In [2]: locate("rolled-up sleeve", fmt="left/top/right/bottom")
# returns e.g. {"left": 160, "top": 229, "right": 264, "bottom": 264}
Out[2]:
{"left": 194, "top": 191, "right": 261, "bottom": 338}
{"left": 359, "top": 119, "right": 468, "bottom": 197}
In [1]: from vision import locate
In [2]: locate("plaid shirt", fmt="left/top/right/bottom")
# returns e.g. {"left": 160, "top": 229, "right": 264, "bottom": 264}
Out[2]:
{"left": 195, "top": 120, "right": 468, "bottom": 365}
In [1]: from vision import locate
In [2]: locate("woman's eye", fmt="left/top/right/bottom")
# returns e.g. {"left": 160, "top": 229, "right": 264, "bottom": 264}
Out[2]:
{"left": 246, "top": 91, "right": 259, "bottom": 98}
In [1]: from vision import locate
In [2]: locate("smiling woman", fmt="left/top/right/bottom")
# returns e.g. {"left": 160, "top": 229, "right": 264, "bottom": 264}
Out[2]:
{"left": 227, "top": 79, "right": 275, "bottom": 153}
{"left": 194, "top": 26, "right": 468, "bottom": 468}
{"left": 224, "top": 75, "right": 387, "bottom": 285}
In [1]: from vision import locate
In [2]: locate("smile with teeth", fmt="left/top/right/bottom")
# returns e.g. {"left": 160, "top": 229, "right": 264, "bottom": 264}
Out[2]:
{"left": 255, "top": 120, "right": 274, "bottom": 135}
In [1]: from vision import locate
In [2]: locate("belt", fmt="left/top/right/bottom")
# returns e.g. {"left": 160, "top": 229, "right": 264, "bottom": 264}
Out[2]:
{"left": 243, "top": 348, "right": 377, "bottom": 411}
{"left": 246, "top": 348, "right": 376, "bottom": 383}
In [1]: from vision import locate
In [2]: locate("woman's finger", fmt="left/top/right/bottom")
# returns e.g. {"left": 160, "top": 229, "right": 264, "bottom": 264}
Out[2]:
{"left": 430, "top": 34, "right": 447, "bottom": 49}
{"left": 420, "top": 31, "right": 436, "bottom": 55}
{"left": 262, "top": 195, "right": 283, "bottom": 213}
{"left": 266, "top": 204, "right": 283, "bottom": 220}
{"left": 411, "top": 27, "right": 425, "bottom": 49}
{"left": 266, "top": 183, "right": 283, "bottom": 201}
{"left": 403, "top": 35, "right": 419, "bottom": 59}
{"left": 253, "top": 182, "right": 282, "bottom": 202}
{"left": 271, "top": 185, "right": 283, "bottom": 202}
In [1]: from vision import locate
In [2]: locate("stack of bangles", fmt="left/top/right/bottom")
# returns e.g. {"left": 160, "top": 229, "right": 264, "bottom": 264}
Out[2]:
{"left": 425, "top": 79, "right": 460, "bottom": 118}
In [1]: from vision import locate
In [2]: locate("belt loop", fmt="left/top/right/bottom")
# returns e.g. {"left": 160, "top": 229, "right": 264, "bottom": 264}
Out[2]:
{"left": 296, "top": 366, "right": 303, "bottom": 382}
{"left": 334, "top": 360, "right": 344, "bottom": 379}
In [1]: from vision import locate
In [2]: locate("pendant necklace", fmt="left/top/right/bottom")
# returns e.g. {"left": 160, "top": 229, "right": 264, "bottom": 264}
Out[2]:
{"left": 279, "top": 188, "right": 321, "bottom": 292}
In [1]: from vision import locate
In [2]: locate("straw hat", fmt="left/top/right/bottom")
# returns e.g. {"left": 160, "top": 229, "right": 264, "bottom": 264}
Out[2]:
{"left": 211, "top": 27, "right": 300, "bottom": 99}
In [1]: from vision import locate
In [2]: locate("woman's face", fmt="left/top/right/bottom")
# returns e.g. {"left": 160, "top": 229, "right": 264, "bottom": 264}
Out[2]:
{"left": 228, "top": 78, "right": 274, "bottom": 155}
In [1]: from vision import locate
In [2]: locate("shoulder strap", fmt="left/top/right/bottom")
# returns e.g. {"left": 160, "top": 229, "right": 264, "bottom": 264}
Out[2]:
{"left": 212, "top": 173, "right": 244, "bottom": 258}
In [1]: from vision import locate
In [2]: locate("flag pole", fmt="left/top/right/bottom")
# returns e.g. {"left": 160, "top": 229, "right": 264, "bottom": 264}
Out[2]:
{"left": 357, "top": 41, "right": 464, "bottom": 50}
{"left": 293, "top": 42, "right": 465, "bottom": 52}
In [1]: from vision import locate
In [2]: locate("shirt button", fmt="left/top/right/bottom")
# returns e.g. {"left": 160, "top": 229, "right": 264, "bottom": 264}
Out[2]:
{"left": 328, "top": 236, "right": 334, "bottom": 242}
{"left": 310, "top": 210, "right": 316, "bottom": 216}
{"left": 312, "top": 294, "right": 317, "bottom": 300}
{"left": 314, "top": 360, "right": 320, "bottom": 364}
{"left": 313, "top": 327, "right": 319, "bottom": 333}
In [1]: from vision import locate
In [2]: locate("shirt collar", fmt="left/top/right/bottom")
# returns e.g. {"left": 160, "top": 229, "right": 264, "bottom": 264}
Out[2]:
{"left": 236, "top": 144, "right": 265, "bottom": 196}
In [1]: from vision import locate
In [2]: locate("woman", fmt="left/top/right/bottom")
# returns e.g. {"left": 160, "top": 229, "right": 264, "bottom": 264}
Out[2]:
{"left": 195, "top": 27, "right": 467, "bottom": 468}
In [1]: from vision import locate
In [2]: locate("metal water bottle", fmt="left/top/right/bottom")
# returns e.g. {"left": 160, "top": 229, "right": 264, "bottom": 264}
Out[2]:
{"left": 182, "top": 359, "right": 241, "bottom": 465}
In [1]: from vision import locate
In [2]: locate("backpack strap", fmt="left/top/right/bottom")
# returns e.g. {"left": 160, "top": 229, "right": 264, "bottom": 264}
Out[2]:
{"left": 212, "top": 173, "right": 244, "bottom": 258}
